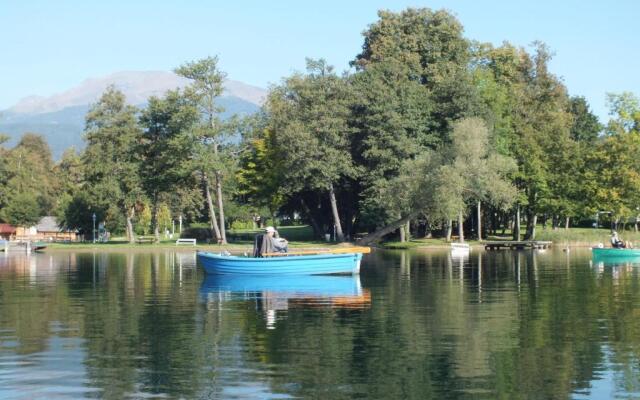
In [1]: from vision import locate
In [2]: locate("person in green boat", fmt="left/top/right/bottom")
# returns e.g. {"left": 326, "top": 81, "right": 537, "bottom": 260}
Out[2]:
{"left": 611, "top": 231, "right": 626, "bottom": 248}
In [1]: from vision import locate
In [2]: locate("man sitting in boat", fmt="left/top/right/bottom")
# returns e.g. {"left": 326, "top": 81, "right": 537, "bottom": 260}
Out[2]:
{"left": 253, "top": 226, "right": 289, "bottom": 257}
{"left": 611, "top": 231, "right": 626, "bottom": 248}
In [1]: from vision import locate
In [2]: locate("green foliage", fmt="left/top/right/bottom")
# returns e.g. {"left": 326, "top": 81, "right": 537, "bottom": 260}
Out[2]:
{"left": 1, "top": 7, "right": 638, "bottom": 244}
{"left": 266, "top": 58, "right": 357, "bottom": 194}
{"left": 1, "top": 191, "right": 41, "bottom": 226}
{"left": 78, "top": 87, "right": 144, "bottom": 237}
{"left": 0, "top": 133, "right": 57, "bottom": 223}
{"left": 569, "top": 96, "right": 602, "bottom": 142}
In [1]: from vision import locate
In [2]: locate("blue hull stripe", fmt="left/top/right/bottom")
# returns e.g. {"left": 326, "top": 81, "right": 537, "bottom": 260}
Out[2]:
{"left": 197, "top": 251, "right": 362, "bottom": 275}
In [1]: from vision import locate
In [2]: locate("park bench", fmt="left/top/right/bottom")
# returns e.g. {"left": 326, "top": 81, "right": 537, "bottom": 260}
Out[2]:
{"left": 176, "top": 238, "right": 197, "bottom": 246}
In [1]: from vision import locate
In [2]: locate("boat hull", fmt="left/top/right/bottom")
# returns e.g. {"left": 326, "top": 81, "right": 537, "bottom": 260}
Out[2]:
{"left": 592, "top": 247, "right": 640, "bottom": 259}
{"left": 197, "top": 251, "right": 362, "bottom": 275}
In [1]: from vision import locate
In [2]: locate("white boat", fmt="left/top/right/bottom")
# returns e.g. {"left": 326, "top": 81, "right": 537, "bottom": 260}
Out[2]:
{"left": 451, "top": 242, "right": 470, "bottom": 254}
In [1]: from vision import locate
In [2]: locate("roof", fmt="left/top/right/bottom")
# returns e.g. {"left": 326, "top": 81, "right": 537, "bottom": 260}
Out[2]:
{"left": 0, "top": 224, "right": 16, "bottom": 234}
{"left": 35, "top": 216, "right": 63, "bottom": 232}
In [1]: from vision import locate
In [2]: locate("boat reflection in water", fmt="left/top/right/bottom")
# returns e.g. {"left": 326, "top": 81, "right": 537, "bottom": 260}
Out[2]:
{"left": 200, "top": 274, "right": 370, "bottom": 329}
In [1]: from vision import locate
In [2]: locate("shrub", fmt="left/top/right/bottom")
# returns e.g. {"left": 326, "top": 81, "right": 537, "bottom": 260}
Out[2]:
{"left": 181, "top": 227, "right": 212, "bottom": 242}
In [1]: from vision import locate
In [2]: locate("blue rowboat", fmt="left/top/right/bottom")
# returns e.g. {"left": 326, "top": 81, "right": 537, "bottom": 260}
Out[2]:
{"left": 592, "top": 247, "right": 640, "bottom": 260}
{"left": 197, "top": 251, "right": 363, "bottom": 275}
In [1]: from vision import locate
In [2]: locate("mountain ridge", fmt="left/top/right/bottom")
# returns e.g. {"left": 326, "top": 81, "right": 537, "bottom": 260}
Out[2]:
{"left": 0, "top": 71, "right": 266, "bottom": 159}
{"left": 8, "top": 70, "right": 266, "bottom": 115}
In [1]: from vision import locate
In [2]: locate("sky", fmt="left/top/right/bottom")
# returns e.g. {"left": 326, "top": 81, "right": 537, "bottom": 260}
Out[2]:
{"left": 1, "top": 0, "right": 639, "bottom": 122}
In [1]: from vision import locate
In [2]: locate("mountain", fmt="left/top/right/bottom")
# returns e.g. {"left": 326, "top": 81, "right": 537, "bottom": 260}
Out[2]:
{"left": 0, "top": 71, "right": 266, "bottom": 158}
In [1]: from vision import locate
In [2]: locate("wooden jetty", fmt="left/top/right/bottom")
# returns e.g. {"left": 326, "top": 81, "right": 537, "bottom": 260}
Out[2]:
{"left": 484, "top": 241, "right": 552, "bottom": 250}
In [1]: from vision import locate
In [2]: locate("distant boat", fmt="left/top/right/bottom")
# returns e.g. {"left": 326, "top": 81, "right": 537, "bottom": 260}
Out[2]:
{"left": 32, "top": 242, "right": 47, "bottom": 252}
{"left": 197, "top": 249, "right": 367, "bottom": 275}
{"left": 592, "top": 247, "right": 640, "bottom": 260}
{"left": 451, "top": 242, "right": 470, "bottom": 254}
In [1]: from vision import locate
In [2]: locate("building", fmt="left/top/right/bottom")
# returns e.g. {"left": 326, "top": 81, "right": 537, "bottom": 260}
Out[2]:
{"left": 15, "top": 217, "right": 77, "bottom": 242}
{"left": 0, "top": 224, "right": 16, "bottom": 240}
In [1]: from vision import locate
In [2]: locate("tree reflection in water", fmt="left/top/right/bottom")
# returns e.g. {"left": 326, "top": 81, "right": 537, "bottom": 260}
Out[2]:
{"left": 0, "top": 249, "right": 640, "bottom": 398}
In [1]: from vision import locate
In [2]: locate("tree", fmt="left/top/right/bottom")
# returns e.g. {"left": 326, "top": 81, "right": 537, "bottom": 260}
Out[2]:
{"left": 139, "top": 90, "right": 200, "bottom": 242}
{"left": 606, "top": 92, "right": 640, "bottom": 136}
{"left": 2, "top": 191, "right": 41, "bottom": 227}
{"left": 446, "top": 118, "right": 517, "bottom": 241}
{"left": 265, "top": 59, "right": 356, "bottom": 241}
{"left": 82, "top": 87, "right": 144, "bottom": 243}
{"left": 175, "top": 56, "right": 232, "bottom": 244}
{"left": 353, "top": 8, "right": 481, "bottom": 138}
{"left": 349, "top": 60, "right": 433, "bottom": 232}
{"left": 1, "top": 133, "right": 57, "bottom": 220}
{"left": 569, "top": 96, "right": 602, "bottom": 142}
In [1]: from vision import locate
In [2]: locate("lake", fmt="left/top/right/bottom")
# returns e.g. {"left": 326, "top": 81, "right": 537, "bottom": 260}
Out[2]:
{"left": 0, "top": 248, "right": 639, "bottom": 399}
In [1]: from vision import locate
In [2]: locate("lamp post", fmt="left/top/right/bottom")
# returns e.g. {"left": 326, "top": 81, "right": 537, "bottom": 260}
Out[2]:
{"left": 92, "top": 213, "right": 96, "bottom": 243}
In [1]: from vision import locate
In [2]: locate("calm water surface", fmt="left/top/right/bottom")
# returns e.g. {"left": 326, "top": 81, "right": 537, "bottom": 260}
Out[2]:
{"left": 1, "top": 249, "right": 639, "bottom": 399}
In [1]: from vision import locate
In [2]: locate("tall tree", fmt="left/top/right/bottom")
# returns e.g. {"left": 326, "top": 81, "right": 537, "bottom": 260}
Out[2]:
{"left": 569, "top": 96, "right": 602, "bottom": 142}
{"left": 353, "top": 8, "right": 481, "bottom": 137}
{"left": 0, "top": 133, "right": 56, "bottom": 222}
{"left": 139, "top": 90, "right": 200, "bottom": 242}
{"left": 83, "top": 87, "right": 144, "bottom": 243}
{"left": 265, "top": 59, "right": 356, "bottom": 241}
{"left": 349, "top": 60, "right": 433, "bottom": 231}
{"left": 175, "top": 56, "right": 231, "bottom": 244}
{"left": 446, "top": 118, "right": 517, "bottom": 241}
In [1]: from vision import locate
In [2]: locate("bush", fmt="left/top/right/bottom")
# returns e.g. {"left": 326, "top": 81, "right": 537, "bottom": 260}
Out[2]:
{"left": 230, "top": 220, "right": 255, "bottom": 230}
{"left": 181, "top": 227, "right": 212, "bottom": 242}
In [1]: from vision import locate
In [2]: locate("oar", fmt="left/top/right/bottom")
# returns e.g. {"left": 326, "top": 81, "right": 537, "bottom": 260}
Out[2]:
{"left": 263, "top": 246, "right": 371, "bottom": 257}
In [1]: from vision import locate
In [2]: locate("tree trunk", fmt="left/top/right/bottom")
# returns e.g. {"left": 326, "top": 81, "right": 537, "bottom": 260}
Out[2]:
{"left": 458, "top": 211, "right": 464, "bottom": 243}
{"left": 328, "top": 184, "right": 345, "bottom": 242}
{"left": 204, "top": 174, "right": 222, "bottom": 242}
{"left": 405, "top": 220, "right": 411, "bottom": 241}
{"left": 357, "top": 211, "right": 420, "bottom": 245}
{"left": 513, "top": 205, "right": 521, "bottom": 241}
{"left": 151, "top": 196, "right": 160, "bottom": 243}
{"left": 477, "top": 201, "right": 482, "bottom": 241}
{"left": 564, "top": 216, "right": 570, "bottom": 230}
{"left": 445, "top": 219, "right": 452, "bottom": 242}
{"left": 529, "top": 214, "right": 537, "bottom": 240}
{"left": 399, "top": 223, "right": 406, "bottom": 242}
{"left": 126, "top": 206, "right": 135, "bottom": 244}
{"left": 300, "top": 198, "right": 323, "bottom": 239}
{"left": 215, "top": 171, "right": 227, "bottom": 244}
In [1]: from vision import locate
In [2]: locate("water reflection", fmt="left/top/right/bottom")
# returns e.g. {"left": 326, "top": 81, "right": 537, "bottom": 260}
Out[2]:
{"left": 1, "top": 249, "right": 640, "bottom": 398}
{"left": 201, "top": 274, "right": 370, "bottom": 329}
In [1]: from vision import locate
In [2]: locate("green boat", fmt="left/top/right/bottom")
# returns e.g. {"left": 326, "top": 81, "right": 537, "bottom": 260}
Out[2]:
{"left": 592, "top": 247, "right": 640, "bottom": 259}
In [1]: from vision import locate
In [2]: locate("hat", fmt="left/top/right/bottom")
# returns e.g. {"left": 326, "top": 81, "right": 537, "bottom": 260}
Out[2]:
{"left": 265, "top": 226, "right": 276, "bottom": 233}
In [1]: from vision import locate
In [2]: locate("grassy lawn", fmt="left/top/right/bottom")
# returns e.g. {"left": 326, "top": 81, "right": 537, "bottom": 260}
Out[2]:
{"left": 535, "top": 227, "right": 640, "bottom": 245}
{"left": 43, "top": 225, "right": 627, "bottom": 251}
{"left": 381, "top": 227, "right": 638, "bottom": 248}
{"left": 45, "top": 225, "right": 339, "bottom": 251}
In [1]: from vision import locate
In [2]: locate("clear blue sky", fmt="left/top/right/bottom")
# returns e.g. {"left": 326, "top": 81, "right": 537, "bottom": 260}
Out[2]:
{"left": 2, "top": 0, "right": 638, "bottom": 122}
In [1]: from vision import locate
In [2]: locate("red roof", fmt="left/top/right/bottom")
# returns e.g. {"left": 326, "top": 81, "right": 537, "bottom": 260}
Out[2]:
{"left": 0, "top": 224, "right": 16, "bottom": 234}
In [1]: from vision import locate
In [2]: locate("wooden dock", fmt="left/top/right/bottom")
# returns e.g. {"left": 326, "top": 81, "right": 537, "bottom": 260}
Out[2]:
{"left": 484, "top": 241, "right": 552, "bottom": 250}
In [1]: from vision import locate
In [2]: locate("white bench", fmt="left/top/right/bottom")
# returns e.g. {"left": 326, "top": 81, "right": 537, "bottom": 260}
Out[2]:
{"left": 176, "top": 238, "right": 197, "bottom": 246}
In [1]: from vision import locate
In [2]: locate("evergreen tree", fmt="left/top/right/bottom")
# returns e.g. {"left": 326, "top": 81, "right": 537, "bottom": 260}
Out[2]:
{"left": 82, "top": 87, "right": 144, "bottom": 242}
